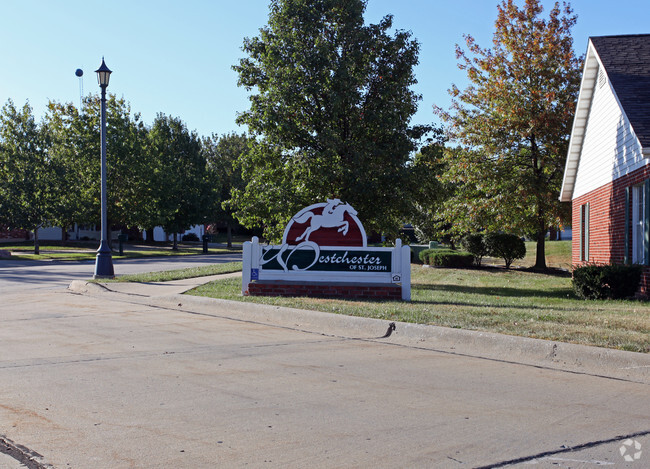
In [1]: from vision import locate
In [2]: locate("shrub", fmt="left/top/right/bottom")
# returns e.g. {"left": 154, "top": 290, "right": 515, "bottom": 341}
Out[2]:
{"left": 422, "top": 249, "right": 475, "bottom": 268}
{"left": 484, "top": 233, "right": 526, "bottom": 268}
{"left": 182, "top": 232, "right": 200, "bottom": 242}
{"left": 461, "top": 233, "right": 488, "bottom": 266}
{"left": 572, "top": 264, "right": 642, "bottom": 300}
{"left": 418, "top": 248, "right": 441, "bottom": 264}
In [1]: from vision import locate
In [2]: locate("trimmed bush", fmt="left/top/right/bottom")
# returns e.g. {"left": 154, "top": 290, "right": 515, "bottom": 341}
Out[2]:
{"left": 484, "top": 233, "right": 526, "bottom": 268}
{"left": 461, "top": 233, "right": 488, "bottom": 266}
{"left": 181, "top": 233, "right": 200, "bottom": 242}
{"left": 419, "top": 248, "right": 455, "bottom": 264}
{"left": 425, "top": 249, "right": 475, "bottom": 268}
{"left": 419, "top": 248, "right": 440, "bottom": 264}
{"left": 572, "top": 264, "right": 642, "bottom": 300}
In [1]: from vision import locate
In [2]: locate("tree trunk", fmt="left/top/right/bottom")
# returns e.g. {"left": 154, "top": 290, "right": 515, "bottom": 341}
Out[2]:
{"left": 172, "top": 232, "right": 178, "bottom": 251}
{"left": 534, "top": 229, "right": 547, "bottom": 270}
{"left": 146, "top": 228, "right": 155, "bottom": 244}
{"left": 226, "top": 222, "right": 233, "bottom": 249}
{"left": 33, "top": 228, "right": 40, "bottom": 255}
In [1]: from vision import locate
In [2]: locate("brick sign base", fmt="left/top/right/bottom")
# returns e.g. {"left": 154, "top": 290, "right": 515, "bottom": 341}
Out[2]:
{"left": 247, "top": 281, "right": 402, "bottom": 300}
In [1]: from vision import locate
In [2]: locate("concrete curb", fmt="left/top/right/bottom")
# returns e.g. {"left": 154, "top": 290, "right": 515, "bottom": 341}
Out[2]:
{"left": 68, "top": 280, "right": 650, "bottom": 384}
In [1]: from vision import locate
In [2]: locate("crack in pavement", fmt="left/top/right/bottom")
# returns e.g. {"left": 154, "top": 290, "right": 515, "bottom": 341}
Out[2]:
{"left": 0, "top": 435, "right": 52, "bottom": 469}
{"left": 475, "top": 429, "right": 650, "bottom": 468}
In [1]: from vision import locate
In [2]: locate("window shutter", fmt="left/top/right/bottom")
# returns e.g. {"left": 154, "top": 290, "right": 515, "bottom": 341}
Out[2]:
{"left": 625, "top": 187, "right": 631, "bottom": 265}
{"left": 585, "top": 203, "right": 589, "bottom": 261}
{"left": 579, "top": 205, "right": 584, "bottom": 261}
{"left": 580, "top": 203, "right": 590, "bottom": 262}
{"left": 643, "top": 179, "right": 650, "bottom": 265}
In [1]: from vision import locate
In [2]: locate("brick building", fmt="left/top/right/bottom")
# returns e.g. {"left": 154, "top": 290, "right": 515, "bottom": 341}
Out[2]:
{"left": 560, "top": 34, "right": 650, "bottom": 295}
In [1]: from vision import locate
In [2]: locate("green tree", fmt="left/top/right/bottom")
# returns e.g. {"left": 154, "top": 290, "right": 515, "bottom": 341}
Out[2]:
{"left": 43, "top": 101, "right": 89, "bottom": 240}
{"left": 147, "top": 114, "right": 208, "bottom": 249}
{"left": 45, "top": 95, "right": 151, "bottom": 239}
{"left": 434, "top": 0, "right": 582, "bottom": 269}
{"left": 409, "top": 128, "right": 457, "bottom": 244}
{"left": 232, "top": 0, "right": 427, "bottom": 241}
{"left": 202, "top": 132, "right": 250, "bottom": 248}
{"left": 0, "top": 100, "right": 51, "bottom": 254}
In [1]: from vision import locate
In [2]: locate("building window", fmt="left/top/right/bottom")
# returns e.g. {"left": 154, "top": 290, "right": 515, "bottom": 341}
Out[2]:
{"left": 632, "top": 184, "right": 647, "bottom": 264}
{"left": 580, "top": 203, "right": 589, "bottom": 262}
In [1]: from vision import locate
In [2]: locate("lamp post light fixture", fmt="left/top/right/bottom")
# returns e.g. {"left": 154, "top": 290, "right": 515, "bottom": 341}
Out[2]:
{"left": 93, "top": 57, "right": 114, "bottom": 278}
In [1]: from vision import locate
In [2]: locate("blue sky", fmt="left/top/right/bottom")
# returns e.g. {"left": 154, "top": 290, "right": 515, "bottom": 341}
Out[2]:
{"left": 1, "top": 0, "right": 648, "bottom": 138}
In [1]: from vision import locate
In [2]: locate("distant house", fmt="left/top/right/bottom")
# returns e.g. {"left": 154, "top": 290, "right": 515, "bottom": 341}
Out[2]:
{"left": 560, "top": 34, "right": 650, "bottom": 295}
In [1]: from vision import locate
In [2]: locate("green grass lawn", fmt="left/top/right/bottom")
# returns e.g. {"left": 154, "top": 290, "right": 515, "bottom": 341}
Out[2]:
{"left": 31, "top": 237, "right": 645, "bottom": 352}
{"left": 100, "top": 262, "right": 243, "bottom": 283}
{"left": 0, "top": 243, "right": 235, "bottom": 261}
{"left": 188, "top": 266, "right": 649, "bottom": 352}
{"left": 187, "top": 240, "right": 649, "bottom": 353}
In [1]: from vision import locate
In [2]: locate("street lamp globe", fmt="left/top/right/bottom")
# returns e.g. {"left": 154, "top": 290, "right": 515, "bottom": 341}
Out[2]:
{"left": 95, "top": 58, "right": 112, "bottom": 87}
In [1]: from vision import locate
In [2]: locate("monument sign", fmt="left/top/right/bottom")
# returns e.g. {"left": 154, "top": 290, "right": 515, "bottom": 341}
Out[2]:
{"left": 242, "top": 199, "right": 411, "bottom": 300}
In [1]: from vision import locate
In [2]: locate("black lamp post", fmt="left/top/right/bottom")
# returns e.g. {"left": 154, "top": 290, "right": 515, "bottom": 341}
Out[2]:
{"left": 93, "top": 58, "right": 114, "bottom": 278}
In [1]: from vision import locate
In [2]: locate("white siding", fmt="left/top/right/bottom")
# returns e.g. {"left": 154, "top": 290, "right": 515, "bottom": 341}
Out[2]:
{"left": 142, "top": 225, "right": 205, "bottom": 242}
{"left": 36, "top": 226, "right": 63, "bottom": 240}
{"left": 572, "top": 68, "right": 646, "bottom": 199}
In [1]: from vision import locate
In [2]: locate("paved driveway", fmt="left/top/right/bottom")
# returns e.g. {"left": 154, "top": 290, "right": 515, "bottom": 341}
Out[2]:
{"left": 0, "top": 253, "right": 241, "bottom": 293}
{"left": 0, "top": 273, "right": 648, "bottom": 468}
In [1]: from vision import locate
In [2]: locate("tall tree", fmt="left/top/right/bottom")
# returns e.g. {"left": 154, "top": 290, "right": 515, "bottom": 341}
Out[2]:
{"left": 408, "top": 128, "right": 457, "bottom": 244}
{"left": 231, "top": 0, "right": 427, "bottom": 241}
{"left": 434, "top": 0, "right": 582, "bottom": 269}
{"left": 0, "top": 100, "right": 51, "bottom": 254}
{"left": 202, "top": 132, "right": 249, "bottom": 248}
{"left": 45, "top": 95, "right": 151, "bottom": 239}
{"left": 147, "top": 114, "right": 208, "bottom": 249}
{"left": 43, "top": 101, "right": 90, "bottom": 240}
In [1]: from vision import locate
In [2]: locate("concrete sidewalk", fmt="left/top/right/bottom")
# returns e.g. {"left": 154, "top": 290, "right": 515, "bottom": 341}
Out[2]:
{"left": 76, "top": 272, "right": 242, "bottom": 297}
{"left": 70, "top": 274, "right": 650, "bottom": 385}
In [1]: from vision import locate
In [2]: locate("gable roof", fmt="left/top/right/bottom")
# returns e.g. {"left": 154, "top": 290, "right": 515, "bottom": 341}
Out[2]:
{"left": 560, "top": 34, "right": 650, "bottom": 202}
{"left": 591, "top": 35, "right": 650, "bottom": 147}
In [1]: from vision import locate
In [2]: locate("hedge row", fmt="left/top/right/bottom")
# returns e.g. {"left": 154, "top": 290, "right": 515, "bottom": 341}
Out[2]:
{"left": 419, "top": 249, "right": 475, "bottom": 268}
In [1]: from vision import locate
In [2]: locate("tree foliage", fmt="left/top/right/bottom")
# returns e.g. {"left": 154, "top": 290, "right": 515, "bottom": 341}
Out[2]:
{"left": 2, "top": 94, "right": 221, "bottom": 247}
{"left": 434, "top": 0, "right": 582, "bottom": 268}
{"left": 203, "top": 132, "right": 250, "bottom": 247}
{"left": 45, "top": 95, "right": 151, "bottom": 237}
{"left": 409, "top": 128, "right": 457, "bottom": 243}
{"left": 231, "top": 0, "right": 427, "bottom": 241}
{"left": 147, "top": 114, "right": 209, "bottom": 249}
{"left": 0, "top": 100, "right": 51, "bottom": 253}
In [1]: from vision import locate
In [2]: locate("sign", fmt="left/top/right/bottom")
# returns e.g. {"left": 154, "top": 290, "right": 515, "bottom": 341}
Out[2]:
{"left": 242, "top": 199, "right": 411, "bottom": 300}
{"left": 260, "top": 246, "right": 391, "bottom": 272}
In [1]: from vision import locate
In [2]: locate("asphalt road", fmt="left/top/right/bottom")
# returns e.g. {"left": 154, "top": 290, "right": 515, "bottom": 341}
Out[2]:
{"left": 0, "top": 257, "right": 649, "bottom": 468}
{"left": 0, "top": 253, "right": 242, "bottom": 293}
